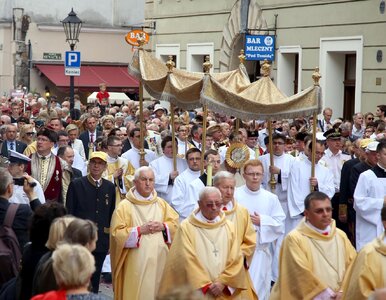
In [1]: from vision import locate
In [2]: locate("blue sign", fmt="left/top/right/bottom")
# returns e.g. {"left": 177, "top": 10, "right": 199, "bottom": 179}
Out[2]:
{"left": 65, "top": 51, "right": 81, "bottom": 68}
{"left": 245, "top": 35, "right": 275, "bottom": 61}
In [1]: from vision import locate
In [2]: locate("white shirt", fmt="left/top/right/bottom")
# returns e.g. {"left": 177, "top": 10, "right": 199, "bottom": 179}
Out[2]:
{"left": 149, "top": 155, "right": 187, "bottom": 204}
{"left": 321, "top": 148, "right": 351, "bottom": 192}
{"left": 9, "top": 178, "right": 46, "bottom": 205}
{"left": 121, "top": 146, "right": 157, "bottom": 169}
{"left": 171, "top": 168, "right": 201, "bottom": 220}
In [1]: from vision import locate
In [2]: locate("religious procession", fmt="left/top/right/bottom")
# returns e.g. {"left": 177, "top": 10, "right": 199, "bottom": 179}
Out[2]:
{"left": 1, "top": 1, "right": 386, "bottom": 300}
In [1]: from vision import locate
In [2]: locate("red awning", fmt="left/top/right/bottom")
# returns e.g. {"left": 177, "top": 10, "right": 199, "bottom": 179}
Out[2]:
{"left": 35, "top": 64, "right": 138, "bottom": 89}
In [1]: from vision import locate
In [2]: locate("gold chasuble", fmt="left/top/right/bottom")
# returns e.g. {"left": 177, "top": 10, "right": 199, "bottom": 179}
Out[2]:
{"left": 270, "top": 219, "right": 356, "bottom": 300}
{"left": 110, "top": 188, "right": 179, "bottom": 300}
{"left": 159, "top": 209, "right": 249, "bottom": 299}
{"left": 223, "top": 201, "right": 258, "bottom": 300}
{"left": 342, "top": 234, "right": 386, "bottom": 300}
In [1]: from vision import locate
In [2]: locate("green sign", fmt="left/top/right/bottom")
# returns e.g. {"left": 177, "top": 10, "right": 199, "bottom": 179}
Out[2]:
{"left": 43, "top": 52, "right": 62, "bottom": 60}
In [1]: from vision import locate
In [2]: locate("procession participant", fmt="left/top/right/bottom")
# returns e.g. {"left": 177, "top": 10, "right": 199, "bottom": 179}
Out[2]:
{"left": 294, "top": 131, "right": 309, "bottom": 158}
{"left": 235, "top": 159, "right": 285, "bottom": 300}
{"left": 78, "top": 114, "right": 102, "bottom": 160}
{"left": 171, "top": 147, "right": 201, "bottom": 221}
{"left": 186, "top": 149, "right": 221, "bottom": 213}
{"left": 66, "top": 123, "right": 86, "bottom": 161}
{"left": 351, "top": 112, "right": 365, "bottom": 140}
{"left": 7, "top": 150, "right": 45, "bottom": 204}
{"left": 259, "top": 133, "right": 295, "bottom": 234}
{"left": 317, "top": 107, "right": 333, "bottom": 132}
{"left": 270, "top": 191, "right": 356, "bottom": 300}
{"left": 110, "top": 166, "right": 179, "bottom": 300}
{"left": 176, "top": 124, "right": 190, "bottom": 157}
{"left": 214, "top": 171, "right": 258, "bottom": 299}
{"left": 207, "top": 124, "right": 224, "bottom": 151}
{"left": 104, "top": 135, "right": 135, "bottom": 203}
{"left": 287, "top": 140, "right": 335, "bottom": 232}
{"left": 246, "top": 130, "right": 264, "bottom": 159}
{"left": 56, "top": 146, "right": 82, "bottom": 180}
{"left": 150, "top": 135, "right": 187, "bottom": 204}
{"left": 322, "top": 128, "right": 351, "bottom": 231}
{"left": 159, "top": 187, "right": 249, "bottom": 298}
{"left": 0, "top": 124, "right": 27, "bottom": 157}
{"left": 342, "top": 205, "right": 386, "bottom": 300}
{"left": 338, "top": 138, "right": 365, "bottom": 244}
{"left": 354, "top": 140, "right": 386, "bottom": 250}
{"left": 349, "top": 140, "right": 379, "bottom": 197}
{"left": 66, "top": 151, "right": 116, "bottom": 293}
{"left": 187, "top": 124, "right": 203, "bottom": 150}
{"left": 26, "top": 127, "right": 70, "bottom": 203}
{"left": 121, "top": 128, "right": 157, "bottom": 168}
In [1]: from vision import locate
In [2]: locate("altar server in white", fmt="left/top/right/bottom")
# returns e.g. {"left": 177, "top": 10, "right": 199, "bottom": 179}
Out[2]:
{"left": 235, "top": 159, "right": 285, "bottom": 300}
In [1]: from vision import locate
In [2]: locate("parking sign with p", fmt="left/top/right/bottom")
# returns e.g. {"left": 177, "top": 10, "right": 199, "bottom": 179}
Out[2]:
{"left": 65, "top": 51, "right": 81, "bottom": 76}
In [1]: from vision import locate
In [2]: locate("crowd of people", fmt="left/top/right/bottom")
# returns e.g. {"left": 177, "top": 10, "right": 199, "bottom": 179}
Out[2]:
{"left": 0, "top": 90, "right": 385, "bottom": 300}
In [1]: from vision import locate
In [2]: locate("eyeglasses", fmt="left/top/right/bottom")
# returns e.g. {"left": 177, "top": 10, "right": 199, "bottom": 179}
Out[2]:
{"left": 311, "top": 207, "right": 333, "bottom": 214}
{"left": 367, "top": 117, "right": 374, "bottom": 120}
{"left": 244, "top": 172, "right": 263, "bottom": 177}
{"left": 273, "top": 142, "right": 285, "bottom": 146}
{"left": 26, "top": 132, "right": 34, "bottom": 135}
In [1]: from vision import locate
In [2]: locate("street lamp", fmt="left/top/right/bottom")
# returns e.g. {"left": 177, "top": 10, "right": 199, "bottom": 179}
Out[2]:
{"left": 61, "top": 8, "right": 82, "bottom": 119}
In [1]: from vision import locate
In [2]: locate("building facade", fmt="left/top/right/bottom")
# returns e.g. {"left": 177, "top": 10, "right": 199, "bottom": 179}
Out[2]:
{"left": 0, "top": 0, "right": 144, "bottom": 101}
{"left": 145, "top": 0, "right": 386, "bottom": 119}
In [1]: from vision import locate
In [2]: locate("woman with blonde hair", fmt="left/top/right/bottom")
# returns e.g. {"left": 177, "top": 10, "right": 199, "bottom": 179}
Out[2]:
{"left": 32, "top": 218, "right": 98, "bottom": 297}
{"left": 31, "top": 244, "right": 106, "bottom": 300}
{"left": 18, "top": 124, "right": 35, "bottom": 145}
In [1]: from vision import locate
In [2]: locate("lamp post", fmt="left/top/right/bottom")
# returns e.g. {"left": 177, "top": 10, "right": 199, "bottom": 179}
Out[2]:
{"left": 61, "top": 8, "right": 82, "bottom": 118}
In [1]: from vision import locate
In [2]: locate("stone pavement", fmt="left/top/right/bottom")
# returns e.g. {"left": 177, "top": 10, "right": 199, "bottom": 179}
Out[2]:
{"left": 99, "top": 282, "right": 114, "bottom": 299}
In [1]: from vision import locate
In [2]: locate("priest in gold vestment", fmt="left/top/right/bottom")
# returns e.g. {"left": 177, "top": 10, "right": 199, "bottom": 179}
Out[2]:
{"left": 341, "top": 205, "right": 386, "bottom": 300}
{"left": 213, "top": 171, "right": 258, "bottom": 300}
{"left": 110, "top": 166, "right": 179, "bottom": 300}
{"left": 159, "top": 186, "right": 249, "bottom": 299}
{"left": 270, "top": 191, "right": 356, "bottom": 300}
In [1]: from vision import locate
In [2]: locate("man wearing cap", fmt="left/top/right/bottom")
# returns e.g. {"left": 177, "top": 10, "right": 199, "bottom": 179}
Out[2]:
{"left": 7, "top": 150, "right": 45, "bottom": 205}
{"left": 66, "top": 151, "right": 116, "bottom": 293}
{"left": 0, "top": 124, "right": 27, "bottom": 157}
{"left": 26, "top": 127, "right": 70, "bottom": 203}
{"left": 322, "top": 128, "right": 351, "bottom": 231}
{"left": 354, "top": 140, "right": 386, "bottom": 250}
{"left": 246, "top": 130, "right": 263, "bottom": 159}
{"left": 101, "top": 115, "right": 115, "bottom": 133}
{"left": 287, "top": 140, "right": 335, "bottom": 232}
{"left": 66, "top": 124, "right": 86, "bottom": 161}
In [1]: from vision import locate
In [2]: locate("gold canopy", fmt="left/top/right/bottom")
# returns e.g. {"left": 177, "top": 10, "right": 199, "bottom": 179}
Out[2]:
{"left": 129, "top": 49, "right": 321, "bottom": 119}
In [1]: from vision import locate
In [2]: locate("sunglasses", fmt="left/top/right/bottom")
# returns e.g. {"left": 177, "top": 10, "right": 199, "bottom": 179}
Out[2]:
{"left": 367, "top": 117, "right": 374, "bottom": 120}
{"left": 26, "top": 132, "right": 34, "bottom": 135}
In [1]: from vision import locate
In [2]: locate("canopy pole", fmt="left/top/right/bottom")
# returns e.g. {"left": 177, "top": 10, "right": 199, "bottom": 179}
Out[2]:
{"left": 200, "top": 56, "right": 212, "bottom": 175}
{"left": 310, "top": 67, "right": 321, "bottom": 192}
{"left": 136, "top": 38, "right": 147, "bottom": 166}
{"left": 268, "top": 119, "right": 276, "bottom": 191}
{"left": 310, "top": 111, "right": 317, "bottom": 192}
{"left": 166, "top": 56, "right": 177, "bottom": 171}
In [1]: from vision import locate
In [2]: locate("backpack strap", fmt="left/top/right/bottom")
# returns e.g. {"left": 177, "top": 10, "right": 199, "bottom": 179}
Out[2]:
{"left": 3, "top": 203, "right": 20, "bottom": 227}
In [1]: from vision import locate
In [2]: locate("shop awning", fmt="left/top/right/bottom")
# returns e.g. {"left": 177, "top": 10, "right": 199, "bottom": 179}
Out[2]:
{"left": 35, "top": 64, "right": 138, "bottom": 89}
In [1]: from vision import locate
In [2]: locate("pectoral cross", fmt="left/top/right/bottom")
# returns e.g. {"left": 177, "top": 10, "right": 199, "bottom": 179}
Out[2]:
{"left": 212, "top": 245, "right": 219, "bottom": 257}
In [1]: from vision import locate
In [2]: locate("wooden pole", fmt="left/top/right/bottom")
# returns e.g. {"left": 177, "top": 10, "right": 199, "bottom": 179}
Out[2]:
{"left": 200, "top": 105, "right": 208, "bottom": 175}
{"left": 170, "top": 103, "right": 177, "bottom": 171}
{"left": 138, "top": 81, "right": 146, "bottom": 165}
{"left": 310, "top": 111, "right": 317, "bottom": 192}
{"left": 268, "top": 119, "right": 276, "bottom": 191}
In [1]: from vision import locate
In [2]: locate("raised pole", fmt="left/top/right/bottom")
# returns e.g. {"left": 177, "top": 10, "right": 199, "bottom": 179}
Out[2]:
{"left": 137, "top": 37, "right": 146, "bottom": 165}
{"left": 166, "top": 55, "right": 177, "bottom": 171}
{"left": 201, "top": 56, "right": 212, "bottom": 174}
